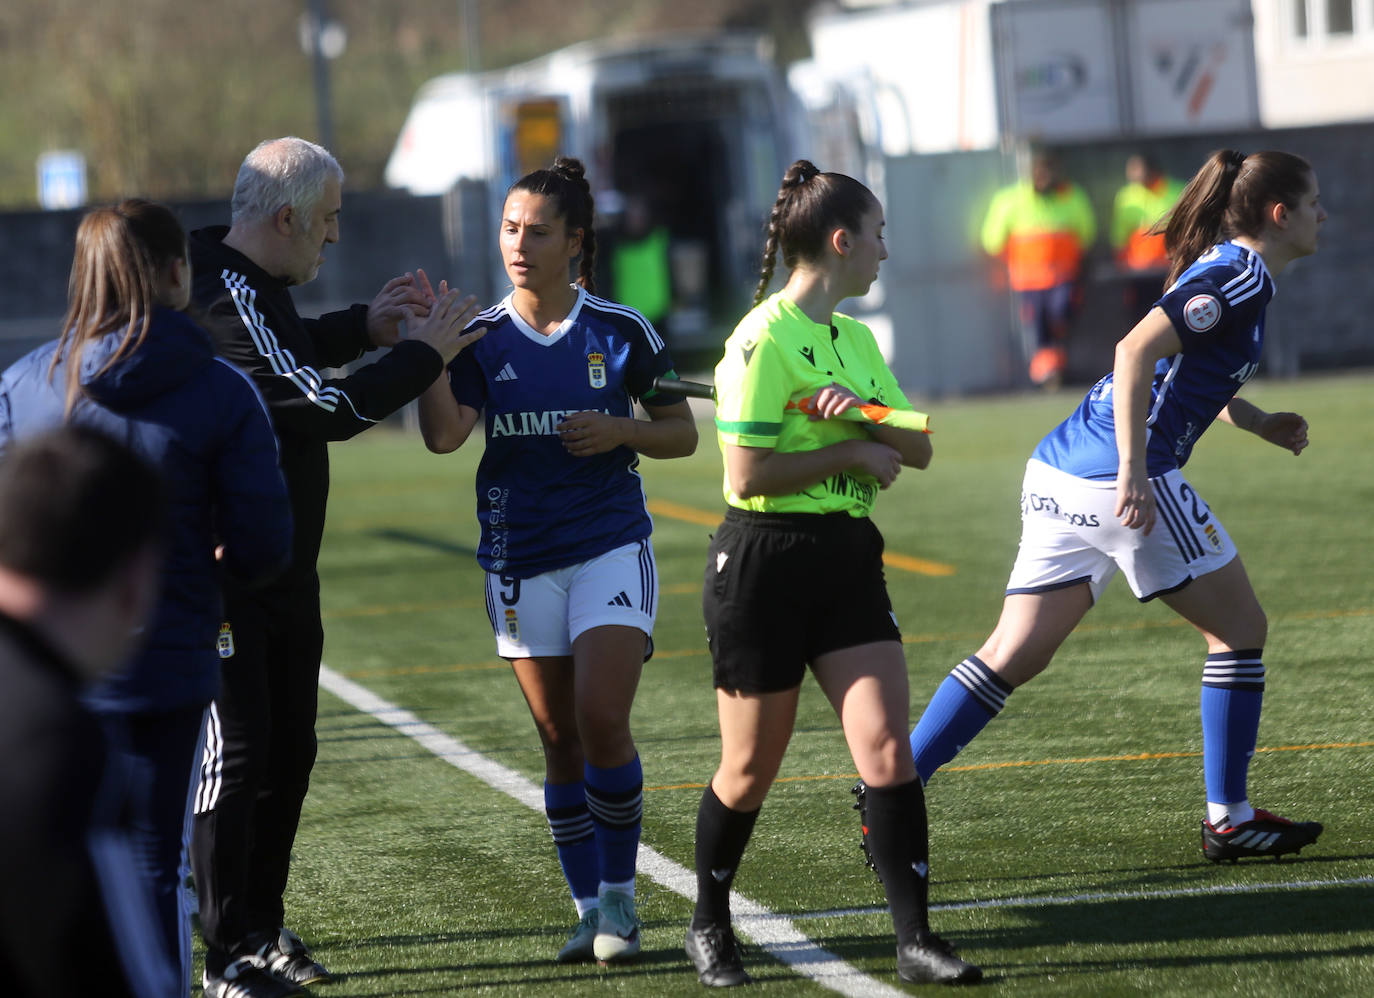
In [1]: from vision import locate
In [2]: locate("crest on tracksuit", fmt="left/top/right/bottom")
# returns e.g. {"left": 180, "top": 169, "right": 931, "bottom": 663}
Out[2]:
{"left": 587, "top": 351, "right": 606, "bottom": 389}
{"left": 217, "top": 622, "right": 235, "bottom": 659}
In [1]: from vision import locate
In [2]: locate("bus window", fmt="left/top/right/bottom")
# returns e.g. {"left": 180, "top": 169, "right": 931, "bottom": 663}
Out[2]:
{"left": 511, "top": 99, "right": 563, "bottom": 178}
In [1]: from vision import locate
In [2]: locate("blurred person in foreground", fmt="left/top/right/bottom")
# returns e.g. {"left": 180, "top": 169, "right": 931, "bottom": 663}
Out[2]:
{"left": 0, "top": 198, "right": 293, "bottom": 994}
{"left": 980, "top": 148, "right": 1096, "bottom": 389}
{"left": 187, "top": 136, "right": 484, "bottom": 998}
{"left": 0, "top": 426, "right": 175, "bottom": 998}
{"left": 1112, "top": 152, "right": 1186, "bottom": 323}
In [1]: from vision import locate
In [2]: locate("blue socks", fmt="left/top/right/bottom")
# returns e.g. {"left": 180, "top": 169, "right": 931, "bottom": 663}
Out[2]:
{"left": 909, "top": 647, "right": 1266, "bottom": 825}
{"left": 910, "top": 656, "right": 1013, "bottom": 782}
{"left": 585, "top": 755, "right": 643, "bottom": 886}
{"left": 544, "top": 780, "right": 599, "bottom": 912}
{"left": 1201, "top": 648, "right": 1265, "bottom": 813}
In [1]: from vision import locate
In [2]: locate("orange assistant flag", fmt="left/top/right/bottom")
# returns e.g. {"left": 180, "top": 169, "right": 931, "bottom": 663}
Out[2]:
{"left": 785, "top": 394, "right": 931, "bottom": 433}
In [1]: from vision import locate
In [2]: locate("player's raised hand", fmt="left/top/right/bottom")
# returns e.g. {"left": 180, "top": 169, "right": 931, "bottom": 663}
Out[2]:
{"left": 413, "top": 267, "right": 450, "bottom": 305}
{"left": 1256, "top": 410, "right": 1309, "bottom": 455}
{"left": 400, "top": 288, "right": 483, "bottom": 363}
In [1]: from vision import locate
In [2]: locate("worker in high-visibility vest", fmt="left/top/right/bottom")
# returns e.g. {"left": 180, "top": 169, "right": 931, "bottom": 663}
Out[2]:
{"left": 981, "top": 150, "right": 1095, "bottom": 388}
{"left": 1112, "top": 152, "right": 1186, "bottom": 323}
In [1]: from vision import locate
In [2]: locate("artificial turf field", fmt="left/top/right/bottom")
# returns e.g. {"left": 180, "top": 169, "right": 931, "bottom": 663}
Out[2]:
{"left": 196, "top": 371, "right": 1373, "bottom": 996}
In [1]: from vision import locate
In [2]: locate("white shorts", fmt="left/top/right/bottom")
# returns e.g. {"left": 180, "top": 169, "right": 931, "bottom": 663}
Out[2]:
{"left": 1007, "top": 459, "right": 1238, "bottom": 603}
{"left": 484, "top": 539, "right": 658, "bottom": 658}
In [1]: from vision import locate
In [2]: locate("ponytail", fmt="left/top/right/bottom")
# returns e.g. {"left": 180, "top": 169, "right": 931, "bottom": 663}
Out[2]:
{"left": 752, "top": 160, "right": 877, "bottom": 306}
{"left": 1163, "top": 149, "right": 1313, "bottom": 286}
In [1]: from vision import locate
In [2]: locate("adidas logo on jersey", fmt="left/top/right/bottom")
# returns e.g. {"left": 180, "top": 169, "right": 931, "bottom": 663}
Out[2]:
{"left": 607, "top": 591, "right": 633, "bottom": 608}
{"left": 494, "top": 363, "right": 519, "bottom": 382}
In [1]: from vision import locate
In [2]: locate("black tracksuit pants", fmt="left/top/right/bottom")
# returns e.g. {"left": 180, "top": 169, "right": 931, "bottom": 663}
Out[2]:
{"left": 191, "top": 577, "right": 323, "bottom": 967}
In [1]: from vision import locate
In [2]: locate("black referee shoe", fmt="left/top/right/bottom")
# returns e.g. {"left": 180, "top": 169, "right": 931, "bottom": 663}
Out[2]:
{"left": 685, "top": 922, "right": 751, "bottom": 987}
{"left": 896, "top": 934, "right": 982, "bottom": 985}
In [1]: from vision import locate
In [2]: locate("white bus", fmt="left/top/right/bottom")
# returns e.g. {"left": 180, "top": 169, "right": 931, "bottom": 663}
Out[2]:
{"left": 385, "top": 32, "right": 806, "bottom": 361}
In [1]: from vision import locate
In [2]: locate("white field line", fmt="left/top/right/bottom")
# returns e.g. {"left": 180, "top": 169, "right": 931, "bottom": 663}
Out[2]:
{"left": 318, "top": 665, "right": 910, "bottom": 998}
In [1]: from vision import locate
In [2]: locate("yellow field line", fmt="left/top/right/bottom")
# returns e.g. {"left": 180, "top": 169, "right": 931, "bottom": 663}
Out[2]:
{"left": 648, "top": 498, "right": 956, "bottom": 576}
{"left": 644, "top": 740, "right": 1374, "bottom": 792}
{"left": 883, "top": 552, "right": 957, "bottom": 576}
{"left": 323, "top": 599, "right": 482, "bottom": 619}
{"left": 330, "top": 603, "right": 1374, "bottom": 671}
{"left": 342, "top": 661, "right": 508, "bottom": 679}
{"left": 647, "top": 498, "right": 720, "bottom": 527}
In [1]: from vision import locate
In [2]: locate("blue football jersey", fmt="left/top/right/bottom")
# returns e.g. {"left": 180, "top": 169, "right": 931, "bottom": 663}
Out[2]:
{"left": 448, "top": 286, "right": 677, "bottom": 577}
{"left": 1032, "top": 241, "right": 1274, "bottom": 479}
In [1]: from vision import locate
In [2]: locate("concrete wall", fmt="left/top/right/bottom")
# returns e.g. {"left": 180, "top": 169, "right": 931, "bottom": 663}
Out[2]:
{"left": 852, "top": 119, "right": 1374, "bottom": 395}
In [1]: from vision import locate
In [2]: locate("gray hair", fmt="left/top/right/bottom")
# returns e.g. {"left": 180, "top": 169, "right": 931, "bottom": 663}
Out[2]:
{"left": 229, "top": 137, "right": 344, "bottom": 228}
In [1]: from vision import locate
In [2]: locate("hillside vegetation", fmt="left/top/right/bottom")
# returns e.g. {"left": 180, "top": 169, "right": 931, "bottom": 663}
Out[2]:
{"left": 0, "top": 0, "right": 820, "bottom": 208}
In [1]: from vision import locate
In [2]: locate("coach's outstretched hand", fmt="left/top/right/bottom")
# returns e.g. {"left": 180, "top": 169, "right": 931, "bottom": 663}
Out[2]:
{"left": 367, "top": 272, "right": 437, "bottom": 347}
{"left": 401, "top": 287, "right": 484, "bottom": 364}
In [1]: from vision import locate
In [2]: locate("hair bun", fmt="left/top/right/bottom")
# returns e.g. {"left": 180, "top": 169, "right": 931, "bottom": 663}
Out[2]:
{"left": 552, "top": 156, "right": 586, "bottom": 182}
{"left": 783, "top": 159, "right": 820, "bottom": 189}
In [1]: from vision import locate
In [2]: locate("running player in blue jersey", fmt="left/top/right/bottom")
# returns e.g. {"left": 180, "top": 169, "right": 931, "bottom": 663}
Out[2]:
{"left": 886, "top": 149, "right": 1325, "bottom": 865}
{"left": 417, "top": 157, "right": 697, "bottom": 965}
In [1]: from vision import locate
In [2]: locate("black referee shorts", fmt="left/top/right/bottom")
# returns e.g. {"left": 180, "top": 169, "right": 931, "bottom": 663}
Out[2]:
{"left": 701, "top": 507, "right": 901, "bottom": 693}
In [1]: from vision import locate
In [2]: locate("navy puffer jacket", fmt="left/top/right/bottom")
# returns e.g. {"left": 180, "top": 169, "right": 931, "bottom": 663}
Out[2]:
{"left": 0, "top": 307, "right": 292, "bottom": 711}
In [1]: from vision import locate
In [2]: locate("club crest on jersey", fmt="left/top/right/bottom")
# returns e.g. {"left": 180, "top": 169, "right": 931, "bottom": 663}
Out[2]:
{"left": 1183, "top": 294, "right": 1221, "bottom": 332}
{"left": 1204, "top": 523, "right": 1224, "bottom": 552}
{"left": 587, "top": 351, "right": 607, "bottom": 389}
{"left": 217, "top": 622, "right": 235, "bottom": 659}
{"left": 504, "top": 608, "right": 520, "bottom": 642}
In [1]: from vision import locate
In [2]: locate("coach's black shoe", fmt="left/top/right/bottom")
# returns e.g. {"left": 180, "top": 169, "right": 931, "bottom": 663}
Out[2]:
{"left": 1202, "top": 808, "right": 1323, "bottom": 863}
{"left": 203, "top": 957, "right": 304, "bottom": 998}
{"left": 850, "top": 780, "right": 880, "bottom": 881}
{"left": 896, "top": 933, "right": 982, "bottom": 985}
{"left": 686, "top": 922, "right": 751, "bottom": 987}
{"left": 252, "top": 927, "right": 332, "bottom": 986}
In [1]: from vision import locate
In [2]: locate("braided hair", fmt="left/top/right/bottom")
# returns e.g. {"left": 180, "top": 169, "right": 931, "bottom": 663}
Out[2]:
{"left": 508, "top": 156, "right": 598, "bottom": 292}
{"left": 753, "top": 159, "right": 878, "bottom": 306}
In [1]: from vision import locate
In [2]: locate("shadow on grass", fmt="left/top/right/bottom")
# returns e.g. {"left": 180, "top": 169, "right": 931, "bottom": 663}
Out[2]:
{"left": 367, "top": 528, "right": 478, "bottom": 559}
{"left": 800, "top": 873, "right": 1374, "bottom": 985}
{"left": 324, "top": 925, "right": 698, "bottom": 996}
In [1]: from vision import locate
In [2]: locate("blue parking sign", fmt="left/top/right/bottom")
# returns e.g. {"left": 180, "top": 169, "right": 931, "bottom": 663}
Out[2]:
{"left": 37, "top": 150, "right": 87, "bottom": 210}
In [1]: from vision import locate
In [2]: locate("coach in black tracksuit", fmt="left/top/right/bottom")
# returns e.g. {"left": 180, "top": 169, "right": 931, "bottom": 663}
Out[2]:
{"left": 188, "top": 137, "right": 483, "bottom": 998}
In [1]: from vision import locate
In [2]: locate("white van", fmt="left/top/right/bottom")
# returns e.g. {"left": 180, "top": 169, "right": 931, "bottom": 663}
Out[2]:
{"left": 384, "top": 32, "right": 805, "bottom": 360}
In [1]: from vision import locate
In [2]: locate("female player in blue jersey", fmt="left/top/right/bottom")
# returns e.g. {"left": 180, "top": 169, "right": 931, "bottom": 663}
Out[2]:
{"left": 417, "top": 157, "right": 697, "bottom": 965}
{"left": 900, "top": 149, "right": 1326, "bottom": 863}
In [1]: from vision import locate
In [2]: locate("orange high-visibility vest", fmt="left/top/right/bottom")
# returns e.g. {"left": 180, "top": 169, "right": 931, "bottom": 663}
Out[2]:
{"left": 1111, "top": 175, "right": 1185, "bottom": 271}
{"left": 981, "top": 181, "right": 1096, "bottom": 292}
